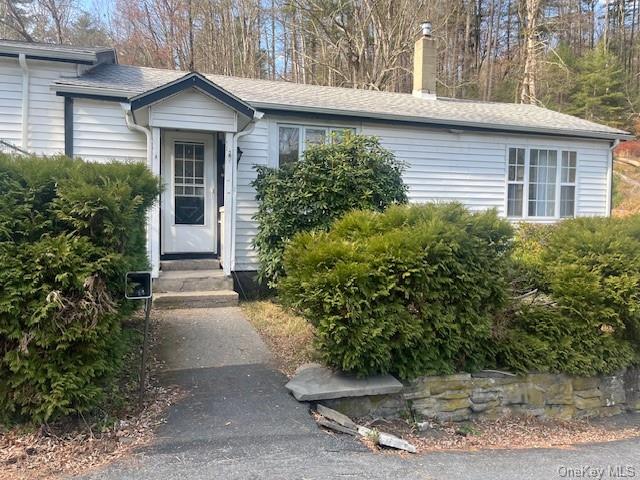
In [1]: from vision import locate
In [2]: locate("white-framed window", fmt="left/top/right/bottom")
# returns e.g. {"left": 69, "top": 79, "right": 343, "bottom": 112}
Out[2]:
{"left": 506, "top": 146, "right": 577, "bottom": 219}
{"left": 277, "top": 124, "right": 356, "bottom": 167}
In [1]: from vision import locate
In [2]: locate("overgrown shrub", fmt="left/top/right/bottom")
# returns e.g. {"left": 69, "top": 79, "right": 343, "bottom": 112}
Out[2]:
{"left": 280, "top": 203, "right": 513, "bottom": 379}
{"left": 496, "top": 217, "right": 640, "bottom": 375}
{"left": 280, "top": 199, "right": 640, "bottom": 379}
{"left": 0, "top": 154, "right": 159, "bottom": 423}
{"left": 252, "top": 134, "right": 407, "bottom": 287}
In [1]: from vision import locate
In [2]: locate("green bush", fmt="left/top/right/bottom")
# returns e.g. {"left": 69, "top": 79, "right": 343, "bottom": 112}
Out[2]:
{"left": 495, "top": 217, "right": 640, "bottom": 376}
{"left": 0, "top": 154, "right": 159, "bottom": 423}
{"left": 252, "top": 134, "right": 407, "bottom": 287}
{"left": 280, "top": 203, "right": 513, "bottom": 379}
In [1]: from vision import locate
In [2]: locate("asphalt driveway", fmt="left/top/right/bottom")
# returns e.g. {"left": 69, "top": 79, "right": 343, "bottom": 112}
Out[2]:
{"left": 76, "top": 307, "right": 640, "bottom": 480}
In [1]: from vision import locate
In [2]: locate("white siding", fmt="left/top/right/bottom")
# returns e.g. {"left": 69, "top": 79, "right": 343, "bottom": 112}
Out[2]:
{"left": 232, "top": 116, "right": 612, "bottom": 271}
{"left": 362, "top": 123, "right": 612, "bottom": 218}
{"left": 234, "top": 118, "right": 270, "bottom": 270}
{"left": 74, "top": 99, "right": 147, "bottom": 163}
{"left": 0, "top": 59, "right": 22, "bottom": 148}
{"left": 149, "top": 88, "right": 237, "bottom": 132}
{"left": 0, "top": 58, "right": 76, "bottom": 155}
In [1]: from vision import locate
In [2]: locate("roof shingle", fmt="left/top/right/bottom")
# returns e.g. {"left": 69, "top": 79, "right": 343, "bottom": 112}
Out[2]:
{"left": 53, "top": 63, "right": 630, "bottom": 139}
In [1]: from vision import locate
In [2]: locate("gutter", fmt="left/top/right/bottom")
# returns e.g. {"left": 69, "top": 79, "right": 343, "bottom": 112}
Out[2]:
{"left": 19, "top": 54, "right": 29, "bottom": 152}
{"left": 225, "top": 111, "right": 264, "bottom": 273}
{"left": 122, "top": 103, "right": 156, "bottom": 274}
{"left": 608, "top": 139, "right": 621, "bottom": 216}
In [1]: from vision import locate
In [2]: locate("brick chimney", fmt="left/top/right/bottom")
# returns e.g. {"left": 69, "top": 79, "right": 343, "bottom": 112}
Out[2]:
{"left": 413, "top": 21, "right": 437, "bottom": 99}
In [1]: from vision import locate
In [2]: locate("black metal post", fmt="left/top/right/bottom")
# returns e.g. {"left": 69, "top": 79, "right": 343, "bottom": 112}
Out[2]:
{"left": 138, "top": 297, "right": 152, "bottom": 409}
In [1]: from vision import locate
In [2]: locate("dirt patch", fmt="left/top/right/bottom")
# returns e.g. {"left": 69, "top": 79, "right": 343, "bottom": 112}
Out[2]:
{"left": 356, "top": 414, "right": 640, "bottom": 453}
{"left": 613, "top": 160, "right": 640, "bottom": 217}
{"left": 0, "top": 313, "right": 185, "bottom": 480}
{"left": 242, "top": 300, "right": 318, "bottom": 376}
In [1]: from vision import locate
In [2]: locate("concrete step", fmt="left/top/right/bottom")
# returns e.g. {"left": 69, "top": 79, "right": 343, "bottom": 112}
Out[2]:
{"left": 154, "top": 270, "right": 233, "bottom": 293}
{"left": 160, "top": 259, "right": 220, "bottom": 271}
{"left": 153, "top": 290, "right": 239, "bottom": 309}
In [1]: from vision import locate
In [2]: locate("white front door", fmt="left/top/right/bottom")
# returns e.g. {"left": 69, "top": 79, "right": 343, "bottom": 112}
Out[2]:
{"left": 162, "top": 131, "right": 216, "bottom": 254}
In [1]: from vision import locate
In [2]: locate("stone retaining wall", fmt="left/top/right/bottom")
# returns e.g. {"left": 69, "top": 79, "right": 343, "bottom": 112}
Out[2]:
{"left": 323, "top": 368, "right": 640, "bottom": 422}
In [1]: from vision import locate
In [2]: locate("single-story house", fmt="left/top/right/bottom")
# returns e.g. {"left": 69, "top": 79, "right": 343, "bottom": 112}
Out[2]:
{"left": 0, "top": 30, "right": 632, "bottom": 292}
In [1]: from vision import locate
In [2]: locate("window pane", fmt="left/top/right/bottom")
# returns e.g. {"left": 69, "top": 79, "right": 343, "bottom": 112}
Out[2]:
{"left": 330, "top": 128, "right": 355, "bottom": 144}
{"left": 279, "top": 126, "right": 300, "bottom": 167}
{"left": 528, "top": 149, "right": 557, "bottom": 217}
{"left": 507, "top": 184, "right": 523, "bottom": 217}
{"left": 305, "top": 128, "right": 327, "bottom": 146}
{"left": 561, "top": 151, "right": 577, "bottom": 183}
{"left": 560, "top": 186, "right": 575, "bottom": 217}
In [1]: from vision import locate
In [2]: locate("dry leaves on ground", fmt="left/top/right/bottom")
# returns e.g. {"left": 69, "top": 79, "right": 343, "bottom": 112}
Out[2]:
{"left": 0, "top": 384, "right": 185, "bottom": 480}
{"left": 0, "top": 314, "right": 186, "bottom": 480}
{"left": 359, "top": 415, "right": 640, "bottom": 454}
{"left": 242, "top": 300, "right": 317, "bottom": 376}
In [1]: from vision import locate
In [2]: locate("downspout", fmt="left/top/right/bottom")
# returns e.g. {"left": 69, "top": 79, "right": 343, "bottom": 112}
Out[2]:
{"left": 19, "top": 54, "right": 29, "bottom": 152}
{"left": 122, "top": 103, "right": 156, "bottom": 273}
{"left": 228, "top": 112, "right": 264, "bottom": 273}
{"left": 608, "top": 139, "right": 621, "bottom": 217}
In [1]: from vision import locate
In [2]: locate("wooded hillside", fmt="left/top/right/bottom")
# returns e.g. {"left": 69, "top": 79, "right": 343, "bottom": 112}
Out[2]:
{"left": 1, "top": 0, "right": 639, "bottom": 132}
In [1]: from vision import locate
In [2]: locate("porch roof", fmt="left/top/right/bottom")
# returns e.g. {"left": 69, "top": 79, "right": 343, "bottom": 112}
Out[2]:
{"left": 128, "top": 72, "right": 256, "bottom": 120}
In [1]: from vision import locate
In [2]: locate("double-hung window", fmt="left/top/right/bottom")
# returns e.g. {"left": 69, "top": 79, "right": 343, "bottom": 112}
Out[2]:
{"left": 507, "top": 147, "right": 577, "bottom": 219}
{"left": 277, "top": 124, "right": 356, "bottom": 167}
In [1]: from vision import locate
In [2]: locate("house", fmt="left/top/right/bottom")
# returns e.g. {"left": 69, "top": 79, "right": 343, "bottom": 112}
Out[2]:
{"left": 0, "top": 27, "right": 631, "bottom": 297}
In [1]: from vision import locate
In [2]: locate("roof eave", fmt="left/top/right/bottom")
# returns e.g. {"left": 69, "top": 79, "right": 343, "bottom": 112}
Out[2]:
{"left": 50, "top": 83, "right": 632, "bottom": 141}
{"left": 253, "top": 103, "right": 632, "bottom": 141}
{"left": 0, "top": 45, "right": 113, "bottom": 64}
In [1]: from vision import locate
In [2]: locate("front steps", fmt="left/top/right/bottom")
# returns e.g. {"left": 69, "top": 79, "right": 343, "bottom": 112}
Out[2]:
{"left": 153, "top": 259, "right": 238, "bottom": 309}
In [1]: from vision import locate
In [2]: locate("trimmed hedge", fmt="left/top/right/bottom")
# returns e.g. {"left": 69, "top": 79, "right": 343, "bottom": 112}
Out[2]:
{"left": 280, "top": 203, "right": 513, "bottom": 379}
{"left": 0, "top": 154, "right": 159, "bottom": 423}
{"left": 252, "top": 134, "right": 407, "bottom": 288}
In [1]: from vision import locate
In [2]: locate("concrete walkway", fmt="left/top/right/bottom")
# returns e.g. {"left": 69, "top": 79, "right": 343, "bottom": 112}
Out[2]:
{"left": 78, "top": 307, "right": 640, "bottom": 480}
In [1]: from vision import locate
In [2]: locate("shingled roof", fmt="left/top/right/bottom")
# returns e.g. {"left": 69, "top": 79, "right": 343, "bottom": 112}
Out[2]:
{"left": 0, "top": 39, "right": 115, "bottom": 64}
{"left": 53, "top": 63, "right": 631, "bottom": 140}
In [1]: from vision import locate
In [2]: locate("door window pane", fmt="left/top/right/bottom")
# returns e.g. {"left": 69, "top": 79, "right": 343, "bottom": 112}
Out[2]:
{"left": 278, "top": 126, "right": 300, "bottom": 166}
{"left": 174, "top": 141, "right": 205, "bottom": 225}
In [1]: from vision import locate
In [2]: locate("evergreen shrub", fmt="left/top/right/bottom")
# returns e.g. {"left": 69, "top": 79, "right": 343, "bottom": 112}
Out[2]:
{"left": 252, "top": 134, "right": 407, "bottom": 287}
{"left": 497, "top": 217, "right": 640, "bottom": 375}
{"left": 0, "top": 154, "right": 159, "bottom": 422}
{"left": 280, "top": 203, "right": 513, "bottom": 378}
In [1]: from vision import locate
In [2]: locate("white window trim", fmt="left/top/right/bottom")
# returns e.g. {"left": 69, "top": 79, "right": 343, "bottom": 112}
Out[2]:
{"left": 273, "top": 120, "right": 360, "bottom": 167}
{"left": 504, "top": 145, "right": 579, "bottom": 220}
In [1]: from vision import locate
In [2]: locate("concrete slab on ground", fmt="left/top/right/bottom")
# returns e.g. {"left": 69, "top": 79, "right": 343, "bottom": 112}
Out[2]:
{"left": 285, "top": 363, "right": 403, "bottom": 401}
{"left": 155, "top": 307, "right": 271, "bottom": 371}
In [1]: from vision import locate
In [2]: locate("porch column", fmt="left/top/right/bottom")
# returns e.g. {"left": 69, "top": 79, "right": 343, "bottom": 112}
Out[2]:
{"left": 222, "top": 132, "right": 235, "bottom": 276}
{"left": 149, "top": 127, "right": 161, "bottom": 277}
